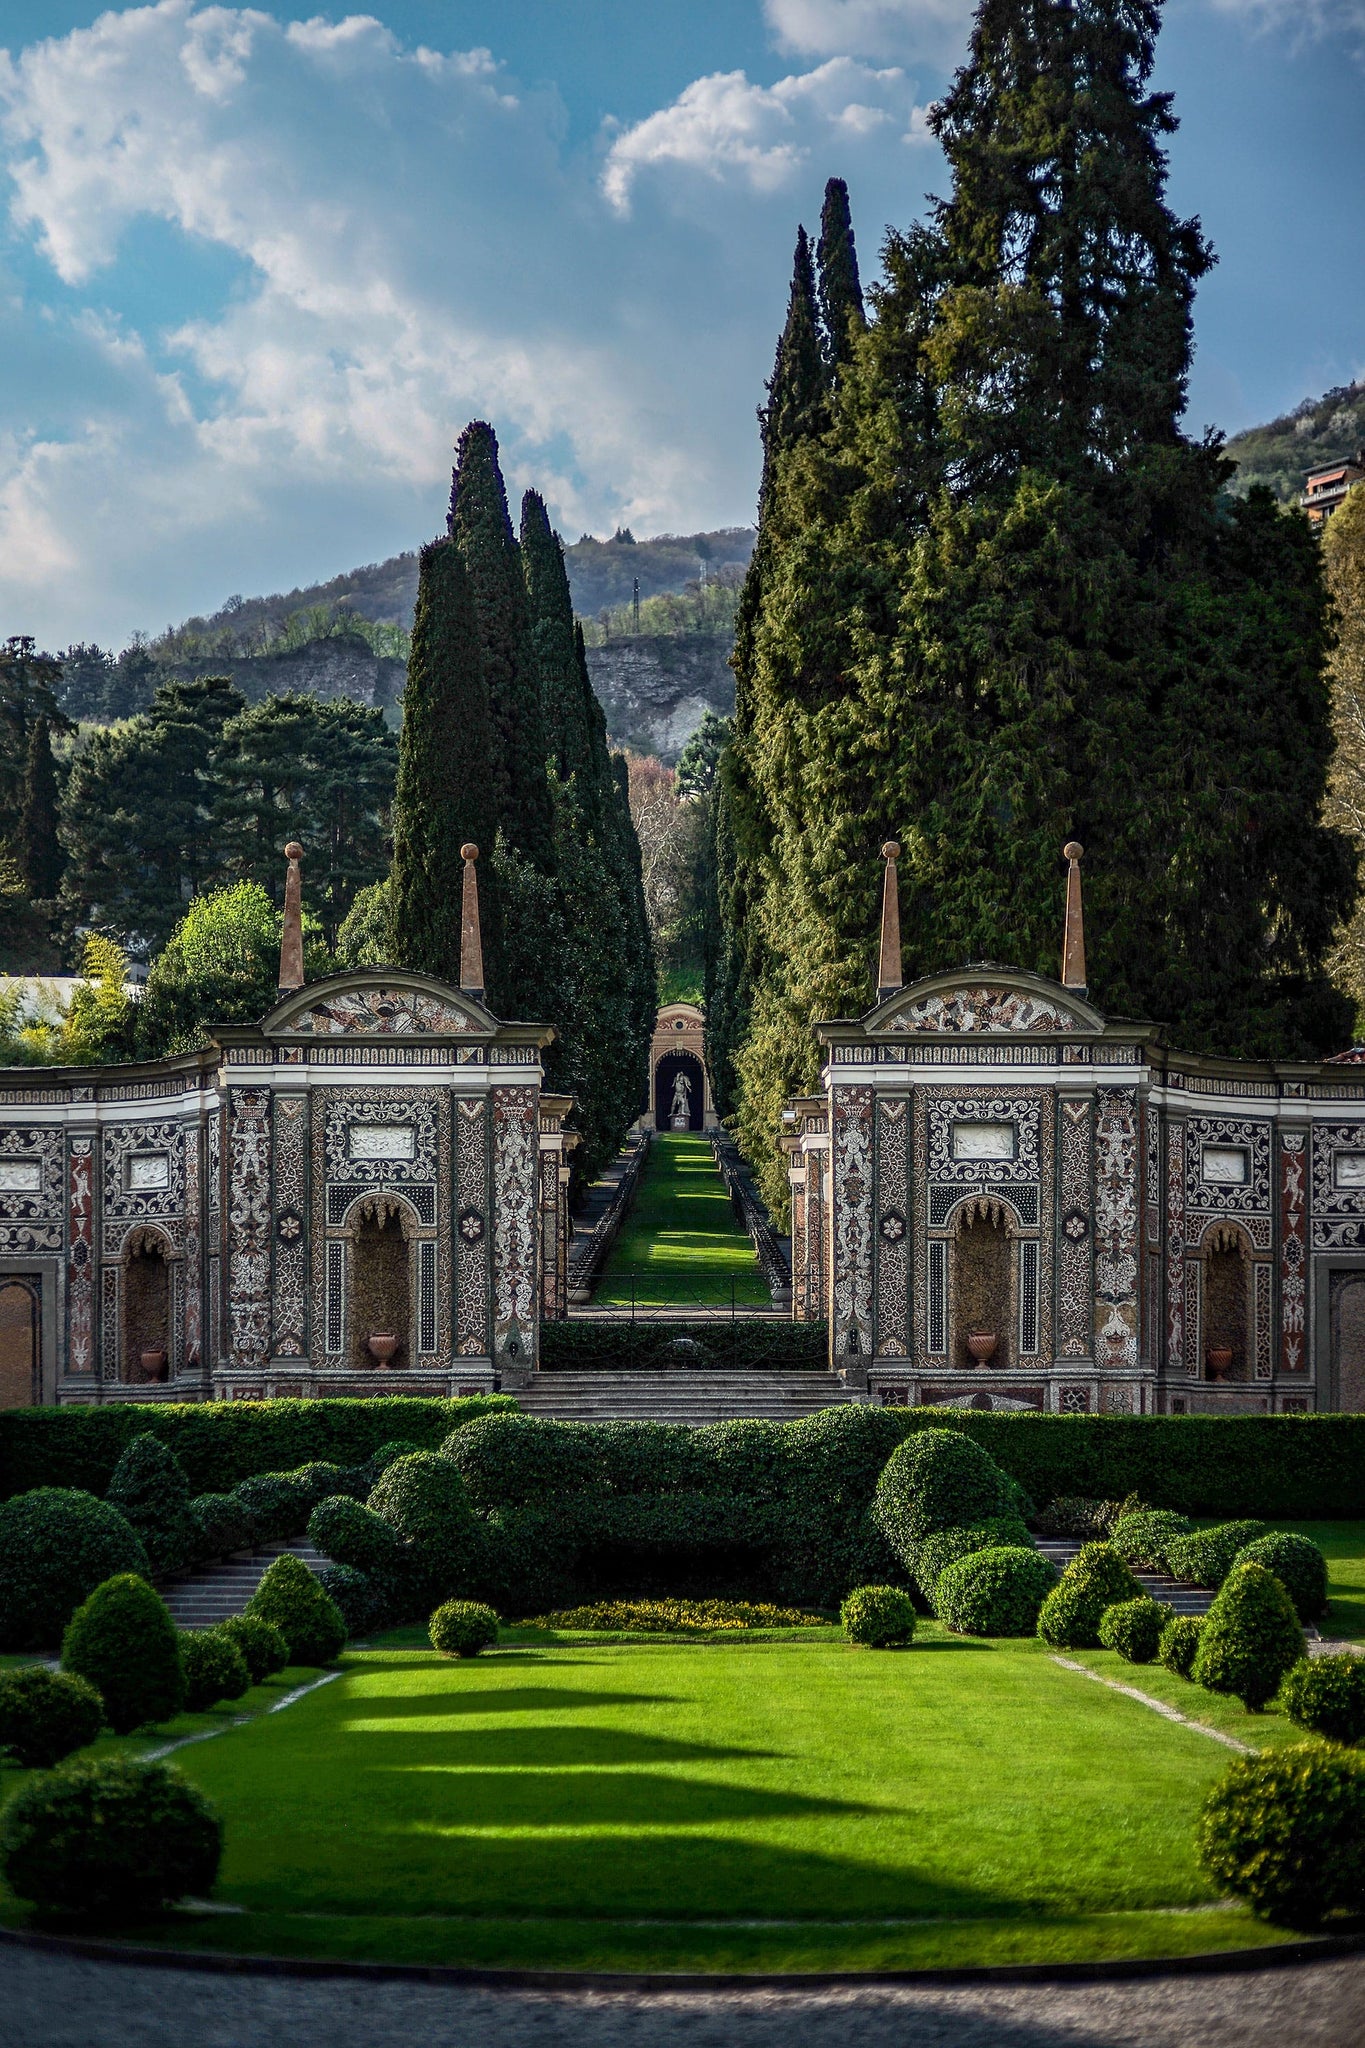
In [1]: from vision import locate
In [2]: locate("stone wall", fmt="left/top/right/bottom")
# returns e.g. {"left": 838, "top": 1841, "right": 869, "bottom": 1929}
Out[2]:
{"left": 161, "top": 635, "right": 406, "bottom": 715}
{"left": 584, "top": 636, "right": 734, "bottom": 763}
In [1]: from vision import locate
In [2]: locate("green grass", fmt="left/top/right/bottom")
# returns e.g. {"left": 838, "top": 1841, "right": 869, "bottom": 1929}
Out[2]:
{"left": 0, "top": 1627, "right": 1305, "bottom": 1975}
{"left": 597, "top": 1134, "right": 770, "bottom": 1307}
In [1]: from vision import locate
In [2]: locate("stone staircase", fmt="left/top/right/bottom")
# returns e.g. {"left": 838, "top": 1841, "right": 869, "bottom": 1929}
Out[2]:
{"left": 516, "top": 1369, "right": 850, "bottom": 1424}
{"left": 1035, "top": 1538, "right": 1214, "bottom": 1616}
{"left": 159, "top": 1540, "right": 327, "bottom": 1630}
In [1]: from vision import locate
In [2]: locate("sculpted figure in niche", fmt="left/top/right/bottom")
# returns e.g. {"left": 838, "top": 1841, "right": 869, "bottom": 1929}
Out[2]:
{"left": 671, "top": 1070, "right": 693, "bottom": 1127}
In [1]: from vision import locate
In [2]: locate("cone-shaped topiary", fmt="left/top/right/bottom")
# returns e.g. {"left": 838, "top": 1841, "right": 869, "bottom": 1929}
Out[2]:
{"left": 0, "top": 1756, "right": 222, "bottom": 1919}
{"left": 1280, "top": 1656, "right": 1365, "bottom": 1746}
{"left": 1192, "top": 1560, "right": 1304, "bottom": 1710}
{"left": 0, "top": 1667, "right": 103, "bottom": 1768}
{"left": 934, "top": 1547, "right": 1059, "bottom": 1637}
{"left": 178, "top": 1629, "right": 250, "bottom": 1712}
{"left": 1110, "top": 1511, "right": 1193, "bottom": 1572}
{"left": 1233, "top": 1533, "right": 1329, "bottom": 1623}
{"left": 1037, "top": 1544, "right": 1143, "bottom": 1649}
{"left": 429, "top": 1599, "right": 500, "bottom": 1658}
{"left": 217, "top": 1613, "right": 288, "bottom": 1684}
{"left": 61, "top": 1573, "right": 185, "bottom": 1733}
{"left": 840, "top": 1585, "right": 917, "bottom": 1648}
{"left": 1158, "top": 1613, "right": 1204, "bottom": 1678}
{"left": 1196, "top": 1742, "right": 1365, "bottom": 1924}
{"left": 105, "top": 1432, "right": 198, "bottom": 1576}
{"left": 0, "top": 1488, "right": 149, "bottom": 1651}
{"left": 244, "top": 1553, "right": 346, "bottom": 1666}
{"left": 873, "top": 1430, "right": 1018, "bottom": 1561}
{"left": 1097, "top": 1597, "right": 1168, "bottom": 1664}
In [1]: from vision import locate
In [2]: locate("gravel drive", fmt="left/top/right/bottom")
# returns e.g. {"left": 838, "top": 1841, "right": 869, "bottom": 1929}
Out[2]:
{"left": 1, "top": 1943, "right": 1362, "bottom": 2048}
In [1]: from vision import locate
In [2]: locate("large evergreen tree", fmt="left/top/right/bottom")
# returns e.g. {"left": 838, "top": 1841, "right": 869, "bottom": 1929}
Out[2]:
{"left": 18, "top": 717, "right": 62, "bottom": 901}
{"left": 447, "top": 423, "right": 555, "bottom": 873}
{"left": 816, "top": 176, "right": 864, "bottom": 376}
{"left": 389, "top": 538, "right": 500, "bottom": 989}
{"left": 729, "top": 0, "right": 1354, "bottom": 1211}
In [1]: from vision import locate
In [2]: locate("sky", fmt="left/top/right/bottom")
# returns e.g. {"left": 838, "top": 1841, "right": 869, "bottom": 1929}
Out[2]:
{"left": 0, "top": 0, "right": 1362, "bottom": 650}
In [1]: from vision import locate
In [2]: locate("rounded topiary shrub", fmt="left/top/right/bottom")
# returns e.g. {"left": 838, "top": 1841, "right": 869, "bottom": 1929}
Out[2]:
{"left": 840, "top": 1585, "right": 917, "bottom": 1648}
{"left": 178, "top": 1628, "right": 250, "bottom": 1713}
{"left": 61, "top": 1573, "right": 184, "bottom": 1733}
{"left": 1165, "top": 1521, "right": 1268, "bottom": 1590}
{"left": 0, "top": 1756, "right": 222, "bottom": 1919}
{"left": 1280, "top": 1656, "right": 1365, "bottom": 1747}
{"left": 0, "top": 1667, "right": 104, "bottom": 1768}
{"left": 364, "top": 1438, "right": 424, "bottom": 1487}
{"left": 1192, "top": 1561, "right": 1304, "bottom": 1711}
{"left": 1036, "top": 1544, "right": 1143, "bottom": 1649}
{"left": 290, "top": 1462, "right": 352, "bottom": 1510}
{"left": 1196, "top": 1742, "right": 1365, "bottom": 1924}
{"left": 217, "top": 1613, "right": 288, "bottom": 1684}
{"left": 934, "top": 1547, "right": 1058, "bottom": 1638}
{"left": 1097, "top": 1597, "right": 1168, "bottom": 1664}
{"left": 308, "top": 1495, "right": 403, "bottom": 1577}
{"left": 105, "top": 1433, "right": 198, "bottom": 1577}
{"left": 0, "top": 1489, "right": 149, "bottom": 1652}
{"left": 1233, "top": 1533, "right": 1329, "bottom": 1624}
{"left": 1158, "top": 1613, "right": 1204, "bottom": 1678}
{"left": 873, "top": 1430, "right": 1017, "bottom": 1564}
{"left": 245, "top": 1552, "right": 346, "bottom": 1665}
{"left": 369, "top": 1452, "right": 478, "bottom": 1601}
{"left": 233, "top": 1473, "right": 312, "bottom": 1544}
{"left": 909, "top": 1518, "right": 1032, "bottom": 1607}
{"left": 1110, "top": 1511, "right": 1193, "bottom": 1573}
{"left": 318, "top": 1564, "right": 390, "bottom": 1638}
{"left": 429, "top": 1599, "right": 500, "bottom": 1658}
{"left": 189, "top": 1493, "right": 255, "bottom": 1563}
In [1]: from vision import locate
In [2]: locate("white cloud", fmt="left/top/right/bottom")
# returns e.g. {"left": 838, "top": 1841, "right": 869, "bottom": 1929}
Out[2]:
{"left": 764, "top": 0, "right": 975, "bottom": 64}
{"left": 1203, "top": 0, "right": 1365, "bottom": 47}
{"left": 602, "top": 59, "right": 930, "bottom": 215}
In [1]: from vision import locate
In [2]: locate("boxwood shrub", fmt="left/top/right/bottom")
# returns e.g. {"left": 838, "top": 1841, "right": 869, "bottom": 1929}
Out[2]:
{"left": 1197, "top": 1742, "right": 1365, "bottom": 1924}
{"left": 873, "top": 1430, "right": 1020, "bottom": 1559}
{"left": 429, "top": 1599, "right": 500, "bottom": 1658}
{"left": 0, "top": 1756, "right": 222, "bottom": 1918}
{"left": 317, "top": 1563, "right": 392, "bottom": 1638}
{"left": 0, "top": 1667, "right": 103, "bottom": 1768}
{"left": 61, "top": 1573, "right": 185, "bottom": 1733}
{"left": 1192, "top": 1560, "right": 1304, "bottom": 1711}
{"left": 908, "top": 1518, "right": 1032, "bottom": 1607}
{"left": 1165, "top": 1521, "right": 1268, "bottom": 1590}
{"left": 1280, "top": 1656, "right": 1365, "bottom": 1746}
{"left": 105, "top": 1433, "right": 199, "bottom": 1577}
{"left": 233, "top": 1472, "right": 312, "bottom": 1544}
{"left": 245, "top": 1552, "right": 346, "bottom": 1665}
{"left": 1158, "top": 1613, "right": 1204, "bottom": 1677}
{"left": 1110, "top": 1510, "right": 1193, "bottom": 1572}
{"left": 178, "top": 1628, "right": 251, "bottom": 1712}
{"left": 840, "top": 1585, "right": 916, "bottom": 1648}
{"left": 1233, "top": 1533, "right": 1329, "bottom": 1623}
{"left": 0, "top": 1489, "right": 149, "bottom": 1651}
{"left": 368, "top": 1452, "right": 478, "bottom": 1603}
{"left": 934, "top": 1547, "right": 1058, "bottom": 1637}
{"left": 189, "top": 1492, "right": 255, "bottom": 1562}
{"left": 1097, "top": 1597, "right": 1168, "bottom": 1663}
{"left": 217, "top": 1613, "right": 288, "bottom": 1684}
{"left": 1037, "top": 1544, "right": 1143, "bottom": 1649}
{"left": 307, "top": 1495, "right": 403, "bottom": 1577}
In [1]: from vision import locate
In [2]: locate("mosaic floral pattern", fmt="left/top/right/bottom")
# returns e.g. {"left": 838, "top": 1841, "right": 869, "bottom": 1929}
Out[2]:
{"left": 1280, "top": 1131, "right": 1307, "bottom": 1372}
{"left": 926, "top": 1094, "right": 1041, "bottom": 1185}
{"left": 182, "top": 1131, "right": 201, "bottom": 1369}
{"left": 1145, "top": 1101, "right": 1161, "bottom": 1246}
{"left": 1184, "top": 1115, "right": 1273, "bottom": 1220}
{"left": 66, "top": 1138, "right": 94, "bottom": 1375}
{"left": 874, "top": 1098, "right": 910, "bottom": 1356}
{"left": 0, "top": 1126, "right": 63, "bottom": 1252}
{"left": 456, "top": 1099, "right": 490, "bottom": 1355}
{"left": 1166, "top": 1121, "right": 1188, "bottom": 1374}
{"left": 284, "top": 987, "right": 482, "bottom": 1034}
{"left": 271, "top": 1096, "right": 307, "bottom": 1358}
{"left": 1255, "top": 1261, "right": 1273, "bottom": 1379}
{"left": 1094, "top": 1087, "right": 1139, "bottom": 1369}
{"left": 324, "top": 1092, "right": 438, "bottom": 1188}
{"left": 491, "top": 1086, "right": 538, "bottom": 1366}
{"left": 227, "top": 1089, "right": 271, "bottom": 1364}
{"left": 885, "top": 987, "right": 1082, "bottom": 1034}
{"left": 832, "top": 1085, "right": 874, "bottom": 1356}
{"left": 1057, "top": 1098, "right": 1092, "bottom": 1357}
{"left": 102, "top": 1123, "right": 184, "bottom": 1223}
{"left": 1310, "top": 1123, "right": 1365, "bottom": 1217}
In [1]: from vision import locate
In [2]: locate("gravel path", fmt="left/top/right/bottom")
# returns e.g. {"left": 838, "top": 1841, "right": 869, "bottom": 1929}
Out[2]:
{"left": 1, "top": 1943, "right": 1363, "bottom": 2048}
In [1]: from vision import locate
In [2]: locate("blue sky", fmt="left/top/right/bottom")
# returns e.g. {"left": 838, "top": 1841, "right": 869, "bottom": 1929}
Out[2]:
{"left": 0, "top": 0, "right": 1361, "bottom": 648}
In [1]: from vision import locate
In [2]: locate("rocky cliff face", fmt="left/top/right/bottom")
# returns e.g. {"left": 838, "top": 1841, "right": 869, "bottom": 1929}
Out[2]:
{"left": 584, "top": 636, "right": 734, "bottom": 763}
{"left": 161, "top": 635, "right": 406, "bottom": 716}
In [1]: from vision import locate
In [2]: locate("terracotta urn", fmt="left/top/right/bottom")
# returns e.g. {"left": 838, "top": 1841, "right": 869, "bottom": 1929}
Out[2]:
{"left": 138, "top": 1348, "right": 168, "bottom": 1382}
{"left": 965, "top": 1331, "right": 999, "bottom": 1367}
{"left": 366, "top": 1333, "right": 399, "bottom": 1367}
{"left": 1206, "top": 1346, "right": 1234, "bottom": 1381}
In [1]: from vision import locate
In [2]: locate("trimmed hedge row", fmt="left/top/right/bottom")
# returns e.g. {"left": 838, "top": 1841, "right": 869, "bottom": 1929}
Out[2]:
{"left": 538, "top": 1320, "right": 829, "bottom": 1370}
{"left": 0, "top": 1396, "right": 515, "bottom": 1501}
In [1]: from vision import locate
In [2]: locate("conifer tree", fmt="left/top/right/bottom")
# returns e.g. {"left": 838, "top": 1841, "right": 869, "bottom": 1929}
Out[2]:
{"left": 19, "top": 717, "right": 62, "bottom": 901}
{"left": 815, "top": 177, "right": 864, "bottom": 374}
{"left": 447, "top": 424, "right": 554, "bottom": 873}
{"left": 521, "top": 491, "right": 597, "bottom": 795}
{"left": 390, "top": 538, "right": 500, "bottom": 990}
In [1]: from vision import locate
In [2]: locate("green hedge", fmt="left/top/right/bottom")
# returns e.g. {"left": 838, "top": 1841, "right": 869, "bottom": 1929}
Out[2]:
{"left": 0, "top": 1396, "right": 516, "bottom": 1501}
{"left": 538, "top": 1321, "right": 828, "bottom": 1370}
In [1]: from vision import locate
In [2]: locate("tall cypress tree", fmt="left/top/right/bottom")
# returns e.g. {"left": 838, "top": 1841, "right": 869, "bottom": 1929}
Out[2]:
{"left": 816, "top": 177, "right": 864, "bottom": 374}
{"left": 19, "top": 716, "right": 62, "bottom": 901}
{"left": 521, "top": 490, "right": 597, "bottom": 796}
{"left": 447, "top": 424, "right": 554, "bottom": 874}
{"left": 390, "top": 538, "right": 500, "bottom": 990}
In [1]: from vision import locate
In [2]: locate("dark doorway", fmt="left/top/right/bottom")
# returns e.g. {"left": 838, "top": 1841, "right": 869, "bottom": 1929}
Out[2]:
{"left": 0, "top": 1279, "right": 38, "bottom": 1408}
{"left": 655, "top": 1049, "right": 704, "bottom": 1130}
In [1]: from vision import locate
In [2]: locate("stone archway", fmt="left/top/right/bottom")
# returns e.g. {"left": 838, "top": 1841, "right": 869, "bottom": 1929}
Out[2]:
{"left": 348, "top": 1195, "right": 414, "bottom": 1370}
{"left": 123, "top": 1229, "right": 171, "bottom": 1382}
{"left": 655, "top": 1049, "right": 705, "bottom": 1132}
{"left": 1201, "top": 1223, "right": 1251, "bottom": 1380}
{"left": 952, "top": 1198, "right": 1013, "bottom": 1371}
{"left": 0, "top": 1278, "right": 38, "bottom": 1409}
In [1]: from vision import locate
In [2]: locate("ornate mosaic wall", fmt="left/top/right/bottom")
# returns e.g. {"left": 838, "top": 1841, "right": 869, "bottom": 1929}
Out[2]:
{"left": 0, "top": 1126, "right": 64, "bottom": 1254}
{"left": 831, "top": 1085, "right": 874, "bottom": 1356}
{"left": 227, "top": 1089, "right": 271, "bottom": 1366}
{"left": 491, "top": 1086, "right": 538, "bottom": 1367}
{"left": 1279, "top": 1130, "right": 1307, "bottom": 1372}
{"left": 1057, "top": 1098, "right": 1092, "bottom": 1358}
{"left": 874, "top": 1097, "right": 910, "bottom": 1356}
{"left": 1165, "top": 1120, "right": 1188, "bottom": 1375}
{"left": 271, "top": 1096, "right": 308, "bottom": 1358}
{"left": 66, "top": 1137, "right": 94, "bottom": 1375}
{"left": 1094, "top": 1087, "right": 1139, "bottom": 1369}
{"left": 455, "top": 1099, "right": 490, "bottom": 1356}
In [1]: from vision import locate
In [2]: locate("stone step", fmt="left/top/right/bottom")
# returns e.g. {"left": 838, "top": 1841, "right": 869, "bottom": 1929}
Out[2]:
{"left": 159, "top": 1540, "right": 327, "bottom": 1629}
{"left": 1035, "top": 1537, "right": 1214, "bottom": 1614}
{"left": 517, "top": 1369, "right": 848, "bottom": 1424}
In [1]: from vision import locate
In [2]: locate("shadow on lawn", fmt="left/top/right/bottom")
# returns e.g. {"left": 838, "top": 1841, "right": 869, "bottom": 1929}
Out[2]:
{"left": 340, "top": 1685, "right": 677, "bottom": 1718}
{"left": 342, "top": 1724, "right": 779, "bottom": 1768}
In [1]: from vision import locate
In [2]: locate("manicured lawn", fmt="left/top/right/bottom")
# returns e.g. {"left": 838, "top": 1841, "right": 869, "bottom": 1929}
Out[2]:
{"left": 597, "top": 1134, "right": 771, "bottom": 1307}
{"left": 0, "top": 1626, "right": 1300, "bottom": 1974}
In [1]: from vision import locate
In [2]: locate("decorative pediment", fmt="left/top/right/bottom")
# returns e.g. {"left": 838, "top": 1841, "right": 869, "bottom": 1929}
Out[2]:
{"left": 265, "top": 974, "right": 494, "bottom": 1038}
{"left": 868, "top": 970, "right": 1102, "bottom": 1036}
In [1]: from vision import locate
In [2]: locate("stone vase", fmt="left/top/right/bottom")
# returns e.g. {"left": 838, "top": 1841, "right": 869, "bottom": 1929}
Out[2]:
{"left": 965, "top": 1331, "right": 999, "bottom": 1367}
{"left": 366, "top": 1333, "right": 399, "bottom": 1367}
{"left": 1206, "top": 1346, "right": 1233, "bottom": 1381}
{"left": 138, "top": 1348, "right": 168, "bottom": 1382}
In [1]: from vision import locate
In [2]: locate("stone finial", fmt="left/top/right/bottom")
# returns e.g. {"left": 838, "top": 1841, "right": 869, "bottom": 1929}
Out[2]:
{"left": 1061, "top": 840, "right": 1087, "bottom": 994}
{"left": 460, "top": 842, "right": 485, "bottom": 998}
{"left": 278, "top": 841, "right": 305, "bottom": 998}
{"left": 877, "top": 840, "right": 903, "bottom": 1003}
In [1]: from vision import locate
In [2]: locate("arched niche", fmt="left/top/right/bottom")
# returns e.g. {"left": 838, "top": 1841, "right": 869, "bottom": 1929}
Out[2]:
{"left": 655, "top": 1049, "right": 705, "bottom": 1132}
{"left": 952, "top": 1197, "right": 1014, "bottom": 1370}
{"left": 346, "top": 1192, "right": 417, "bottom": 1370}
{"left": 123, "top": 1227, "right": 172, "bottom": 1382}
{"left": 1200, "top": 1222, "right": 1252, "bottom": 1380}
{"left": 0, "top": 1278, "right": 38, "bottom": 1409}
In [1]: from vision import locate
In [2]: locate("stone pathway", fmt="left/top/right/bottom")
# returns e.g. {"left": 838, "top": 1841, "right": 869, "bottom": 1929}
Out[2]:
{"left": 159, "top": 1540, "right": 327, "bottom": 1629}
{"left": 3, "top": 1943, "right": 1362, "bottom": 2048}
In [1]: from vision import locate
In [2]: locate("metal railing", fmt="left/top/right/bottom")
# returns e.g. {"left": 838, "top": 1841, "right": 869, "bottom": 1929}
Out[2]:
{"left": 566, "top": 1130, "right": 652, "bottom": 1303}
{"left": 709, "top": 1131, "right": 792, "bottom": 1302}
